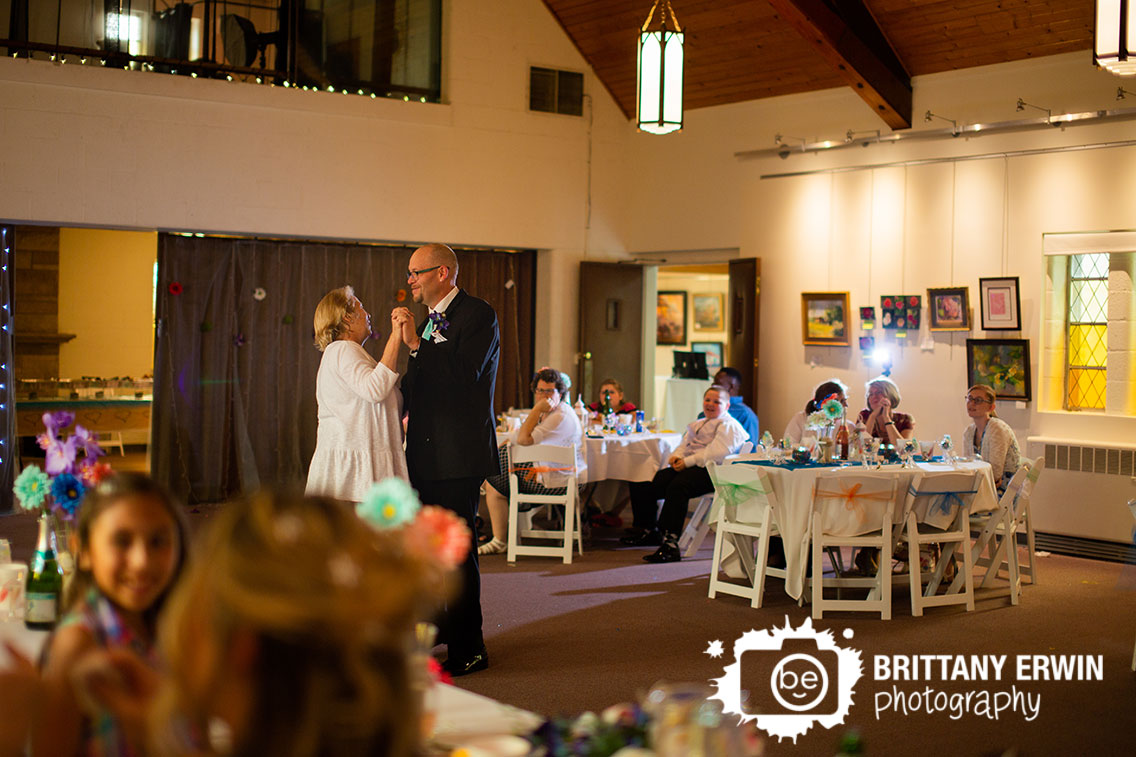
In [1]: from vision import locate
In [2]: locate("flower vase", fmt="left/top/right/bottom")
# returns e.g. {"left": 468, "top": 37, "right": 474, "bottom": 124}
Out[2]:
{"left": 51, "top": 516, "right": 76, "bottom": 579}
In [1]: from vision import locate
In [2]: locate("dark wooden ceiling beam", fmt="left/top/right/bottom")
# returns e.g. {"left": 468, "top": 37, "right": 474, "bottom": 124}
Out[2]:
{"left": 767, "top": 0, "right": 913, "bottom": 129}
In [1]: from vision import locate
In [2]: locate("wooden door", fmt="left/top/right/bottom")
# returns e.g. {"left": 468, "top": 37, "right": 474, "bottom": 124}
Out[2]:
{"left": 727, "top": 258, "right": 761, "bottom": 407}
{"left": 578, "top": 262, "right": 644, "bottom": 407}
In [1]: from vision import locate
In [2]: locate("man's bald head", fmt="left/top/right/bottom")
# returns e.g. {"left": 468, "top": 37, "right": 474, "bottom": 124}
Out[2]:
{"left": 408, "top": 243, "right": 459, "bottom": 307}
{"left": 415, "top": 243, "right": 459, "bottom": 283}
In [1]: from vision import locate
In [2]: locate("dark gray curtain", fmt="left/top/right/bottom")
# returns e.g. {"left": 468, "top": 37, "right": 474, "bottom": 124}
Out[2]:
{"left": 0, "top": 227, "right": 14, "bottom": 511}
{"left": 152, "top": 234, "right": 535, "bottom": 504}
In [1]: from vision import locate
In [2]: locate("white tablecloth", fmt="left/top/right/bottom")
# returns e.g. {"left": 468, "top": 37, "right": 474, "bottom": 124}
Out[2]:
{"left": 726, "top": 460, "right": 998, "bottom": 599}
{"left": 497, "top": 431, "right": 682, "bottom": 485}
{"left": 662, "top": 377, "right": 712, "bottom": 432}
{"left": 430, "top": 683, "right": 542, "bottom": 753}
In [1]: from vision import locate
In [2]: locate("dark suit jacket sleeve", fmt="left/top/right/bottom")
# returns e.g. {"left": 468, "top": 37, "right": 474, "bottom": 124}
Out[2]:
{"left": 412, "top": 305, "right": 498, "bottom": 388}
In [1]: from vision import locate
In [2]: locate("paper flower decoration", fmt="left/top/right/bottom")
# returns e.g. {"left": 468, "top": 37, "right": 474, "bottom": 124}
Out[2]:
{"left": 357, "top": 478, "right": 421, "bottom": 528}
{"left": 559, "top": 371, "right": 572, "bottom": 390}
{"left": 282, "top": 314, "right": 294, "bottom": 325}
{"left": 14, "top": 466, "right": 51, "bottom": 511}
{"left": 253, "top": 287, "right": 267, "bottom": 301}
{"left": 51, "top": 474, "right": 86, "bottom": 518}
{"left": 820, "top": 395, "right": 844, "bottom": 421}
{"left": 396, "top": 289, "right": 407, "bottom": 302}
{"left": 16, "top": 420, "right": 108, "bottom": 521}
{"left": 233, "top": 333, "right": 246, "bottom": 348}
{"left": 200, "top": 321, "right": 212, "bottom": 333}
{"left": 938, "top": 434, "right": 953, "bottom": 452}
{"left": 404, "top": 505, "right": 470, "bottom": 570}
{"left": 168, "top": 281, "right": 183, "bottom": 296}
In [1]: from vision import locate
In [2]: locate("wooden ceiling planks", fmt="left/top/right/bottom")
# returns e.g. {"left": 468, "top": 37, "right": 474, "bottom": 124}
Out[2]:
{"left": 539, "top": 0, "right": 1094, "bottom": 124}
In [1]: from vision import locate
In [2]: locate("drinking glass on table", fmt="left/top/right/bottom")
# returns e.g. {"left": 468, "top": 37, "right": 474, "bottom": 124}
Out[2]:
{"left": 918, "top": 439, "right": 935, "bottom": 461}
{"left": 862, "top": 436, "right": 881, "bottom": 468}
{"left": 899, "top": 438, "right": 919, "bottom": 468}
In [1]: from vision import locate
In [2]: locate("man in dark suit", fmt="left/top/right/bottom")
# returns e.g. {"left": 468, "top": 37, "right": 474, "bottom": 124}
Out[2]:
{"left": 396, "top": 243, "right": 499, "bottom": 676}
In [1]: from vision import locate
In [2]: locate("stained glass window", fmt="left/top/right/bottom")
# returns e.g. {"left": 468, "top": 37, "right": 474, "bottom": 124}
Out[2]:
{"left": 1065, "top": 253, "right": 1107, "bottom": 410}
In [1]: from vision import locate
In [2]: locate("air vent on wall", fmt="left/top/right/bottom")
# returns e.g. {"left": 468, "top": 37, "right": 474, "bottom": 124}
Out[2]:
{"left": 1043, "top": 443, "right": 1136, "bottom": 477}
{"left": 529, "top": 67, "right": 583, "bottom": 116}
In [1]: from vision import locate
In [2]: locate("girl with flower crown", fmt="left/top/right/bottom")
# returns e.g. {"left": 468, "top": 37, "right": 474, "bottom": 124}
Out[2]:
{"left": 34, "top": 472, "right": 190, "bottom": 756}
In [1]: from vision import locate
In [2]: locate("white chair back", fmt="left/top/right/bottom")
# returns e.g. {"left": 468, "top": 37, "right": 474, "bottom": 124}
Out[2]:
{"left": 905, "top": 470, "right": 982, "bottom": 530}
{"left": 706, "top": 461, "right": 784, "bottom": 609}
{"left": 811, "top": 471, "right": 899, "bottom": 537}
{"left": 708, "top": 461, "right": 776, "bottom": 524}
{"left": 506, "top": 443, "right": 582, "bottom": 564}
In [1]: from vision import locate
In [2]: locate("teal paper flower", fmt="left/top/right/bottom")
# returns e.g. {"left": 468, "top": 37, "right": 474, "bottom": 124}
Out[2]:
{"left": 821, "top": 397, "right": 844, "bottom": 421}
{"left": 51, "top": 473, "right": 86, "bottom": 520}
{"left": 357, "top": 478, "right": 421, "bottom": 529}
{"left": 14, "top": 465, "right": 50, "bottom": 511}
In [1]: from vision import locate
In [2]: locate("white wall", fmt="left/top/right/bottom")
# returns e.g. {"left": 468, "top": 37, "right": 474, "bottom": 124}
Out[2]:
{"left": 3, "top": 4, "right": 1135, "bottom": 464}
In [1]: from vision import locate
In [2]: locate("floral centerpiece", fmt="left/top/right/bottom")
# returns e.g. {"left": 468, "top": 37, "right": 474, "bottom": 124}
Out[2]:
{"left": 806, "top": 394, "right": 845, "bottom": 432}
{"left": 14, "top": 412, "right": 111, "bottom": 522}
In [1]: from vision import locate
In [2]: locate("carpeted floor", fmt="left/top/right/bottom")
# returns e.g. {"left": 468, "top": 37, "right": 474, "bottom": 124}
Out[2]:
{"left": 3, "top": 507, "right": 1133, "bottom": 755}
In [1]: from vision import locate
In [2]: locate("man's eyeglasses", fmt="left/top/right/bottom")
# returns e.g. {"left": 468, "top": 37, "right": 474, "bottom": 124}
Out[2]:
{"left": 533, "top": 388, "right": 557, "bottom": 396}
{"left": 965, "top": 395, "right": 992, "bottom": 404}
{"left": 406, "top": 265, "right": 442, "bottom": 281}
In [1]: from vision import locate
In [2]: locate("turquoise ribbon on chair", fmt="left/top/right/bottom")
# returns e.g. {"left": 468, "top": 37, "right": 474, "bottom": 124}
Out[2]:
{"left": 709, "top": 479, "right": 772, "bottom": 522}
{"left": 908, "top": 485, "right": 979, "bottom": 516}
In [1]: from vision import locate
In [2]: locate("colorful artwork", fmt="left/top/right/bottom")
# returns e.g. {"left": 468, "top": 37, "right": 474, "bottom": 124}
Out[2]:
{"left": 929, "top": 287, "right": 971, "bottom": 331}
{"left": 880, "top": 295, "right": 920, "bottom": 330}
{"left": 656, "top": 291, "right": 687, "bottom": 345}
{"left": 692, "top": 293, "right": 724, "bottom": 331}
{"left": 979, "top": 276, "right": 1021, "bottom": 330}
{"left": 801, "top": 292, "right": 851, "bottom": 346}
{"left": 966, "top": 339, "right": 1031, "bottom": 401}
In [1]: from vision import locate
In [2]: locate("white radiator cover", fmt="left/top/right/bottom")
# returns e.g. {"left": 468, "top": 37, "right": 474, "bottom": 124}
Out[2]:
{"left": 1026, "top": 439, "right": 1136, "bottom": 544}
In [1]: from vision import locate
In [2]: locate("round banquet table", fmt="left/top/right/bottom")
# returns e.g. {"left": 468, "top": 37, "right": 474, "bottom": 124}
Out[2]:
{"left": 583, "top": 431, "right": 683, "bottom": 483}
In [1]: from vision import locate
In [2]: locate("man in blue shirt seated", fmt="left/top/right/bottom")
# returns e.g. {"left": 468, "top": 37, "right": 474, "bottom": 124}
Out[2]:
{"left": 699, "top": 367, "right": 759, "bottom": 445}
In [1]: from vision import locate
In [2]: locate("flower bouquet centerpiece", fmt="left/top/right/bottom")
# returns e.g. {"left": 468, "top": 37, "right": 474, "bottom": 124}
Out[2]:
{"left": 805, "top": 393, "right": 846, "bottom": 462}
{"left": 13, "top": 412, "right": 111, "bottom": 572}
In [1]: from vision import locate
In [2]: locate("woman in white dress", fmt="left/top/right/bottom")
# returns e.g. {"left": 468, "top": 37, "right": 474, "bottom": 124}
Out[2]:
{"left": 306, "top": 285, "right": 408, "bottom": 502}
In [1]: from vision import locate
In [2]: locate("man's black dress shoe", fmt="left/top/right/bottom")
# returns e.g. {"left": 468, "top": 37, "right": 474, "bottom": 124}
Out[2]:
{"left": 620, "top": 528, "right": 662, "bottom": 547}
{"left": 443, "top": 647, "right": 489, "bottom": 677}
{"left": 643, "top": 540, "right": 681, "bottom": 563}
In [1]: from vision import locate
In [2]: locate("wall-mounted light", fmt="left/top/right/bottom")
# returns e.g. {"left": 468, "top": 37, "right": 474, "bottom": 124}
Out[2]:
{"left": 1015, "top": 98, "right": 1056, "bottom": 126}
{"left": 637, "top": 1, "right": 684, "bottom": 135}
{"left": 1095, "top": 1, "right": 1136, "bottom": 75}
{"left": 774, "top": 134, "right": 807, "bottom": 159}
{"left": 924, "top": 110, "right": 960, "bottom": 136}
{"left": 871, "top": 348, "right": 893, "bottom": 377}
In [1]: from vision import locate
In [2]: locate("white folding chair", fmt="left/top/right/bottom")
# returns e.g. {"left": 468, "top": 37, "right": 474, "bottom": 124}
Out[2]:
{"left": 97, "top": 430, "right": 126, "bottom": 456}
{"left": 505, "top": 443, "right": 582, "bottom": 565}
{"left": 967, "top": 465, "right": 1032, "bottom": 604}
{"left": 706, "top": 461, "right": 786, "bottom": 608}
{"left": 904, "top": 470, "right": 982, "bottom": 616}
{"left": 679, "top": 443, "right": 754, "bottom": 557}
{"left": 810, "top": 472, "right": 900, "bottom": 620}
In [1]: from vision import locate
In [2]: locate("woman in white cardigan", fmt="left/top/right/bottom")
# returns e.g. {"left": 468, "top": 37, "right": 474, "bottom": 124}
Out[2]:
{"left": 305, "top": 285, "right": 409, "bottom": 502}
{"left": 962, "top": 383, "right": 1021, "bottom": 489}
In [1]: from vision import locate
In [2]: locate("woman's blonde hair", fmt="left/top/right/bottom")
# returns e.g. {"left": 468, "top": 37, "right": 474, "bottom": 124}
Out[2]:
{"left": 967, "top": 384, "right": 998, "bottom": 417}
{"left": 153, "top": 491, "right": 443, "bottom": 757}
{"left": 865, "top": 375, "right": 902, "bottom": 409}
{"left": 313, "top": 286, "right": 358, "bottom": 351}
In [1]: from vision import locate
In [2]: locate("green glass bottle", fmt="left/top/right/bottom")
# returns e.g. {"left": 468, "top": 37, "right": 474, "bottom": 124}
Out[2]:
{"left": 25, "top": 514, "right": 64, "bottom": 630}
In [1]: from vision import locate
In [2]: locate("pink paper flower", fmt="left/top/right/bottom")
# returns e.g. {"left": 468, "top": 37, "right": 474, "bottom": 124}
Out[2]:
{"left": 404, "top": 505, "right": 470, "bottom": 569}
{"left": 79, "top": 459, "right": 114, "bottom": 487}
{"left": 45, "top": 436, "right": 79, "bottom": 476}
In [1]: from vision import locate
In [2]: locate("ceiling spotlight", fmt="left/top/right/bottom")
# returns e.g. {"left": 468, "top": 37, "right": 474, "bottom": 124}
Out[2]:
{"left": 924, "top": 110, "right": 960, "bottom": 136}
{"left": 1016, "top": 98, "right": 1054, "bottom": 125}
{"left": 1117, "top": 87, "right": 1136, "bottom": 100}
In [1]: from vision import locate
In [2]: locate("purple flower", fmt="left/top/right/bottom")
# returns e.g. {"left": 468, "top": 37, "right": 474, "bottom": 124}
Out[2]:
{"left": 72, "top": 425, "right": 105, "bottom": 460}
{"left": 233, "top": 333, "right": 246, "bottom": 348}
{"left": 42, "top": 411, "right": 75, "bottom": 435}
{"left": 428, "top": 312, "right": 450, "bottom": 333}
{"left": 45, "top": 436, "right": 79, "bottom": 476}
{"left": 51, "top": 473, "right": 86, "bottom": 520}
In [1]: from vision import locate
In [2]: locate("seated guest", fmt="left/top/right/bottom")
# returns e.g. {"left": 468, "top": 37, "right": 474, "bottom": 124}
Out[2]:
{"left": 699, "top": 367, "right": 759, "bottom": 444}
{"left": 858, "top": 375, "right": 914, "bottom": 443}
{"left": 587, "top": 378, "right": 638, "bottom": 415}
{"left": 479, "top": 367, "right": 585, "bottom": 555}
{"left": 962, "top": 384, "right": 1020, "bottom": 489}
{"left": 623, "top": 385, "right": 748, "bottom": 563}
{"left": 783, "top": 378, "right": 855, "bottom": 445}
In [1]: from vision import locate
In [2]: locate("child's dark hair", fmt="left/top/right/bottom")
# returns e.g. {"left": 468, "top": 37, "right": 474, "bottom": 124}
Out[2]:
{"left": 66, "top": 472, "right": 190, "bottom": 632}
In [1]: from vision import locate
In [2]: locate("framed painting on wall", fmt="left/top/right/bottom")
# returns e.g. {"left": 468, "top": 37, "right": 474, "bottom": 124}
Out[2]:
{"left": 691, "top": 341, "right": 724, "bottom": 372}
{"left": 801, "top": 292, "right": 851, "bottom": 346}
{"left": 692, "top": 293, "right": 724, "bottom": 331}
{"left": 928, "top": 287, "right": 971, "bottom": 331}
{"left": 656, "top": 291, "right": 687, "bottom": 345}
{"left": 966, "top": 338, "right": 1031, "bottom": 401}
{"left": 979, "top": 276, "right": 1021, "bottom": 331}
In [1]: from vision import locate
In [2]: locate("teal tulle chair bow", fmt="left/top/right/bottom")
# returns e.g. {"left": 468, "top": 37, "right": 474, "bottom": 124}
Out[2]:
{"left": 708, "top": 477, "right": 773, "bottom": 522}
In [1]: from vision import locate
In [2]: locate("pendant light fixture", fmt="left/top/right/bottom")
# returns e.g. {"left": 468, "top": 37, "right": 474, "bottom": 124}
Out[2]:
{"left": 1095, "top": 0, "right": 1136, "bottom": 75}
{"left": 637, "top": 1, "right": 684, "bottom": 134}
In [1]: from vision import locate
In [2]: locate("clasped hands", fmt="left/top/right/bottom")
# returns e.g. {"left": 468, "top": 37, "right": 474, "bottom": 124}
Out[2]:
{"left": 390, "top": 307, "right": 419, "bottom": 350}
{"left": 668, "top": 454, "right": 687, "bottom": 471}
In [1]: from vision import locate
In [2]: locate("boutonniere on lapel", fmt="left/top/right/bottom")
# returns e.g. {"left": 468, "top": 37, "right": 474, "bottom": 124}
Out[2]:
{"left": 422, "top": 311, "right": 450, "bottom": 343}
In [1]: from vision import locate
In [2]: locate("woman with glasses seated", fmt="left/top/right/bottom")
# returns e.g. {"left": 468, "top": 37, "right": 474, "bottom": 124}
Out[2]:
{"left": 478, "top": 368, "right": 585, "bottom": 555}
{"left": 963, "top": 384, "right": 1020, "bottom": 489}
{"left": 858, "top": 375, "right": 915, "bottom": 443}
